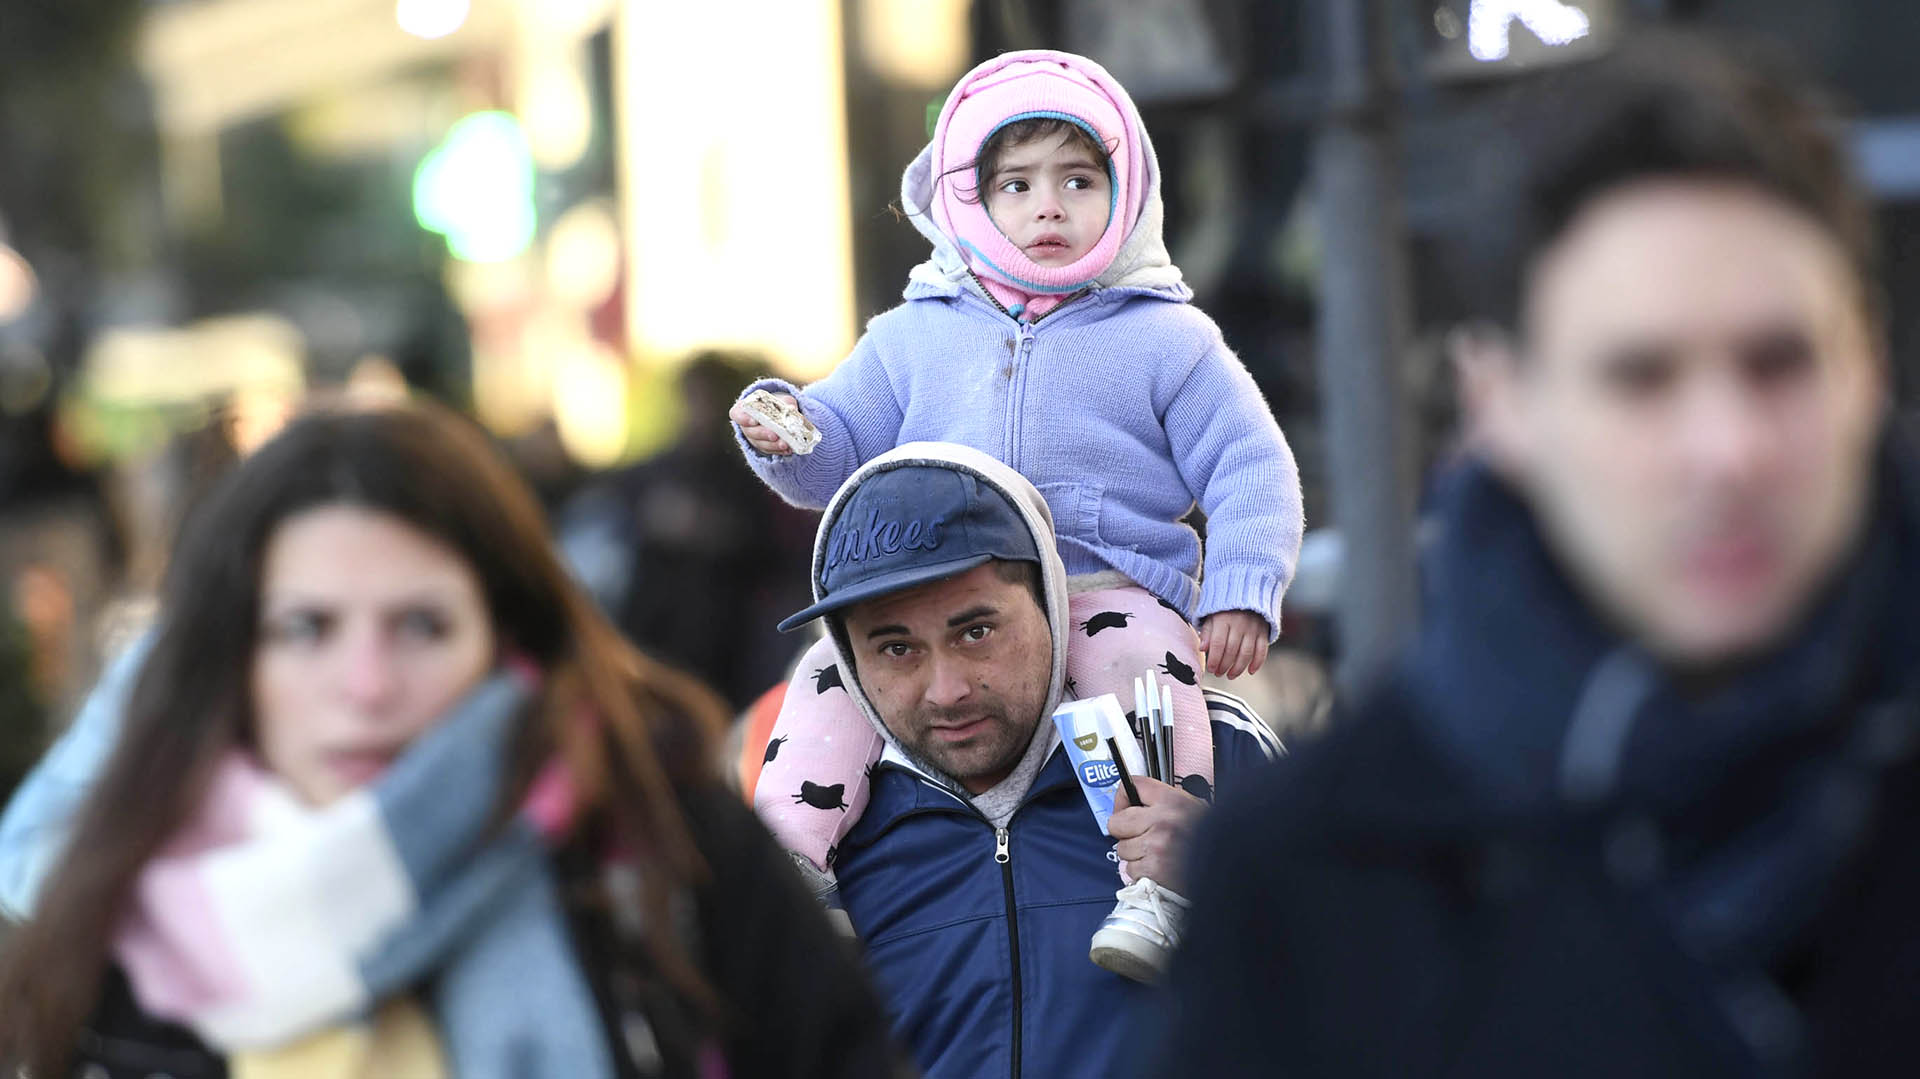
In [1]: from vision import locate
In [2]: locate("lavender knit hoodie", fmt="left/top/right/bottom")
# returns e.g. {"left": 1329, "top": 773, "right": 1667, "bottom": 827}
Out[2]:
{"left": 735, "top": 53, "right": 1302, "bottom": 635}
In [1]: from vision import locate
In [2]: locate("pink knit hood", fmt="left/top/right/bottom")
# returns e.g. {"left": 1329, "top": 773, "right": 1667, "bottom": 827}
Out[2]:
{"left": 903, "top": 50, "right": 1185, "bottom": 317}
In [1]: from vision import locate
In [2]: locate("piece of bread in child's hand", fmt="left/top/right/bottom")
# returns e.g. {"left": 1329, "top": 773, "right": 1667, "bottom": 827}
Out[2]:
{"left": 738, "top": 390, "right": 821, "bottom": 455}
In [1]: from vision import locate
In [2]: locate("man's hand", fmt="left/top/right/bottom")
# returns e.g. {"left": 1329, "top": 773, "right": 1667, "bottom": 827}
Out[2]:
{"left": 729, "top": 393, "right": 801, "bottom": 456}
{"left": 1108, "top": 776, "right": 1206, "bottom": 894}
{"left": 1199, "top": 609, "right": 1270, "bottom": 679}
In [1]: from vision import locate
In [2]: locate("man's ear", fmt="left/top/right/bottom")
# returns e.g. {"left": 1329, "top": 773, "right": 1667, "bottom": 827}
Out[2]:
{"left": 826, "top": 619, "right": 856, "bottom": 676}
{"left": 1447, "top": 321, "right": 1530, "bottom": 477}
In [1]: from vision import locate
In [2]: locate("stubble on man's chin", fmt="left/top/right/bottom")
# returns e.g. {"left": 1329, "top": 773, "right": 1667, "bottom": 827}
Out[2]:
{"left": 899, "top": 711, "right": 1041, "bottom": 791}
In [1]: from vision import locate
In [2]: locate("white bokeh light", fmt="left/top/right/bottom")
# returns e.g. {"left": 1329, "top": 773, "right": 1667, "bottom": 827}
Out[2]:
{"left": 396, "top": 0, "right": 470, "bottom": 40}
{"left": 1468, "top": 0, "right": 1591, "bottom": 62}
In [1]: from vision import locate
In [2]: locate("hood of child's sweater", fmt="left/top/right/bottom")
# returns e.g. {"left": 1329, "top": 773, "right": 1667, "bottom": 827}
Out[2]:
{"left": 901, "top": 49, "right": 1189, "bottom": 307}
{"left": 807, "top": 442, "right": 1071, "bottom": 800}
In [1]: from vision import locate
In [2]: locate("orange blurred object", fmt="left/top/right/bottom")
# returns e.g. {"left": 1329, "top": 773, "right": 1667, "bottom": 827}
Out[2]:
{"left": 737, "top": 682, "right": 788, "bottom": 801}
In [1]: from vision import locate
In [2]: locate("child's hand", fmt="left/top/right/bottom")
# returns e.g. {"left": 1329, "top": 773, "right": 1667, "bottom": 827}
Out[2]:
{"left": 1199, "top": 610, "right": 1270, "bottom": 679}
{"left": 730, "top": 393, "right": 801, "bottom": 456}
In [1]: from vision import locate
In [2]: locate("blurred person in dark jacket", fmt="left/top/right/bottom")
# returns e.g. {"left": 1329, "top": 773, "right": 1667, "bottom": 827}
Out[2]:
{"left": 0, "top": 399, "right": 901, "bottom": 1079}
{"left": 0, "top": 604, "right": 42, "bottom": 804}
{"left": 1157, "top": 33, "right": 1920, "bottom": 1078}
{"left": 560, "top": 352, "right": 814, "bottom": 710}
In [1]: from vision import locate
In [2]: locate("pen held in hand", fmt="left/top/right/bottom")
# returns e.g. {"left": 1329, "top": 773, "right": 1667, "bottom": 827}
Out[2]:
{"left": 1160, "top": 682, "right": 1175, "bottom": 780}
{"left": 1107, "top": 737, "right": 1143, "bottom": 807}
{"left": 1133, "top": 676, "right": 1159, "bottom": 781}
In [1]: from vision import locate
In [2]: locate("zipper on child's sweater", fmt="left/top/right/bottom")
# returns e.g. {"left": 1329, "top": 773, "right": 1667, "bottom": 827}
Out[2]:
{"left": 1007, "top": 322, "right": 1036, "bottom": 473}
{"left": 964, "top": 268, "right": 1083, "bottom": 475}
{"left": 964, "top": 269, "right": 1089, "bottom": 326}
{"left": 967, "top": 269, "right": 1020, "bottom": 322}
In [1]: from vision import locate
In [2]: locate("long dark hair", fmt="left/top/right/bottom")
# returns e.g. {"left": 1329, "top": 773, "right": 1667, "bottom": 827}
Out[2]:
{"left": 1481, "top": 31, "right": 1876, "bottom": 333}
{"left": 0, "top": 398, "right": 727, "bottom": 1074}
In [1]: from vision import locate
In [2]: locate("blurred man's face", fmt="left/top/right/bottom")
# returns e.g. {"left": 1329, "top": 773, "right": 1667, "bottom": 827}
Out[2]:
{"left": 1478, "top": 180, "right": 1883, "bottom": 666}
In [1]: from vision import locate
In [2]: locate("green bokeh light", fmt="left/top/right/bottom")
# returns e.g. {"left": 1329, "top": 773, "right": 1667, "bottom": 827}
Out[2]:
{"left": 412, "top": 111, "right": 535, "bottom": 262}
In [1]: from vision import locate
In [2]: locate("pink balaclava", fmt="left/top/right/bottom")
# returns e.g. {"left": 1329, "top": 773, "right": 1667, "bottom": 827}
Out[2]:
{"left": 929, "top": 51, "right": 1149, "bottom": 320}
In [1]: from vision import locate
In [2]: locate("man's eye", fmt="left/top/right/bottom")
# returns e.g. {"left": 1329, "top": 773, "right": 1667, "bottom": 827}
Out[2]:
{"left": 1601, "top": 352, "right": 1676, "bottom": 399}
{"left": 962, "top": 625, "right": 993, "bottom": 643}
{"left": 1744, "top": 333, "right": 1814, "bottom": 386}
{"left": 880, "top": 642, "right": 912, "bottom": 658}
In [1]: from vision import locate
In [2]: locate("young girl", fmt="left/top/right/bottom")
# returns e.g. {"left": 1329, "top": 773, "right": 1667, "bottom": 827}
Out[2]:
{"left": 730, "top": 50, "right": 1302, "bottom": 979}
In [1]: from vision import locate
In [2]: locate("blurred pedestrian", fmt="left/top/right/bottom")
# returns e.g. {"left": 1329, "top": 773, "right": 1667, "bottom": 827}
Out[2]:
{"left": 559, "top": 352, "right": 815, "bottom": 709}
{"left": 0, "top": 399, "right": 902, "bottom": 1078}
{"left": 1158, "top": 32, "right": 1920, "bottom": 1078}
{"left": 0, "top": 603, "right": 42, "bottom": 804}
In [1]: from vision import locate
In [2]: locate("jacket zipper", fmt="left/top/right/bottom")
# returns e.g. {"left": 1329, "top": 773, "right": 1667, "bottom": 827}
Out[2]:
{"left": 996, "top": 825, "right": 1022, "bottom": 1079}
{"left": 963, "top": 268, "right": 1089, "bottom": 327}
{"left": 968, "top": 269, "right": 1019, "bottom": 321}
{"left": 1008, "top": 322, "right": 1035, "bottom": 474}
{"left": 871, "top": 759, "right": 1052, "bottom": 1078}
{"left": 962, "top": 268, "right": 1087, "bottom": 475}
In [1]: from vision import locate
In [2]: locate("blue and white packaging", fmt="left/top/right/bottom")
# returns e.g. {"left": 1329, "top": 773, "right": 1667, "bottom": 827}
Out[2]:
{"left": 1052, "top": 693, "right": 1151, "bottom": 833}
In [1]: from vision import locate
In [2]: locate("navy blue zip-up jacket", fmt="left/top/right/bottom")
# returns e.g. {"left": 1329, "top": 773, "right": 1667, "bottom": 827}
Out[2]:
{"left": 837, "top": 692, "right": 1280, "bottom": 1079}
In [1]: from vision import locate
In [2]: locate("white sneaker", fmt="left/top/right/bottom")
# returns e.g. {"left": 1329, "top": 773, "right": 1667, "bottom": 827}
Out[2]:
{"left": 1089, "top": 876, "right": 1191, "bottom": 982}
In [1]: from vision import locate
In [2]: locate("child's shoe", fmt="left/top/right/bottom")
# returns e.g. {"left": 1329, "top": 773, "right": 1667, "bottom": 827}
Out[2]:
{"left": 1088, "top": 876, "right": 1190, "bottom": 982}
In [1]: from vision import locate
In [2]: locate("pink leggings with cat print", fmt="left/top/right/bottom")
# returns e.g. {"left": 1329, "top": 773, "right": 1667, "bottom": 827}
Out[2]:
{"left": 753, "top": 583, "right": 1214, "bottom": 878}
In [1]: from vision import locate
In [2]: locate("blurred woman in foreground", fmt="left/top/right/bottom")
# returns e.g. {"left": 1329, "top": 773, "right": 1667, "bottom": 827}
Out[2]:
{"left": 0, "top": 399, "right": 901, "bottom": 1078}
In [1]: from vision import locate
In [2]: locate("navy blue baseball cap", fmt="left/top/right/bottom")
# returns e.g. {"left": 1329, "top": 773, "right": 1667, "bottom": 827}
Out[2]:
{"left": 777, "top": 465, "right": 1041, "bottom": 632}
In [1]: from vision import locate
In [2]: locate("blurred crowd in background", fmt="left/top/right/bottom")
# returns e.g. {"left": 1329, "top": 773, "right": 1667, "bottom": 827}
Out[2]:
{"left": 6, "top": 0, "right": 1920, "bottom": 800}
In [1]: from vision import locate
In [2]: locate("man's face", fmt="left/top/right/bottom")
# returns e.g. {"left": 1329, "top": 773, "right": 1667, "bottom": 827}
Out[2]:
{"left": 1477, "top": 180, "right": 1884, "bottom": 665}
{"left": 842, "top": 562, "right": 1052, "bottom": 794}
